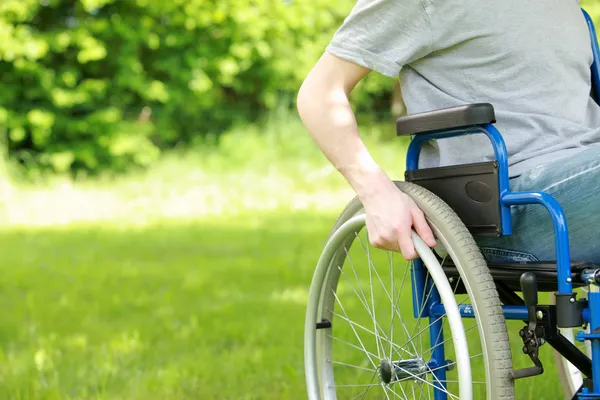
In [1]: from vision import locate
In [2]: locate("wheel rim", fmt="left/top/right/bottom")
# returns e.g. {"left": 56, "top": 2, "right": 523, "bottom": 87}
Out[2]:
{"left": 305, "top": 214, "right": 485, "bottom": 399}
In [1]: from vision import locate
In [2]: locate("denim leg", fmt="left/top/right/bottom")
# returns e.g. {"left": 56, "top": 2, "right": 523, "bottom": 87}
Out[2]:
{"left": 477, "top": 144, "right": 600, "bottom": 264}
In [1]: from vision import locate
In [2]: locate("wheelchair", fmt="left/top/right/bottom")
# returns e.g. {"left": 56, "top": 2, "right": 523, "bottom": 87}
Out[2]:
{"left": 304, "top": 9, "right": 600, "bottom": 400}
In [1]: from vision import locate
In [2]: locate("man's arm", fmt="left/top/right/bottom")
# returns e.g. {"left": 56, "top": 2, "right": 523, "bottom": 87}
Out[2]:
{"left": 297, "top": 52, "right": 436, "bottom": 259}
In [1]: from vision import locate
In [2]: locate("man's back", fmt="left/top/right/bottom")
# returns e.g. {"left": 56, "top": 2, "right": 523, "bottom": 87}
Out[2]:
{"left": 327, "top": 0, "right": 600, "bottom": 176}
{"left": 297, "top": 0, "right": 600, "bottom": 260}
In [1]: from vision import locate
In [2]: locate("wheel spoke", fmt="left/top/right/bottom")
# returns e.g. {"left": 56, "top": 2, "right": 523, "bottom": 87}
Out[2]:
{"left": 327, "top": 333, "right": 379, "bottom": 363}
{"left": 428, "top": 259, "right": 455, "bottom": 354}
{"left": 351, "top": 385, "right": 376, "bottom": 400}
{"left": 424, "top": 324, "right": 477, "bottom": 359}
{"left": 382, "top": 386, "right": 392, "bottom": 400}
{"left": 332, "top": 383, "right": 381, "bottom": 388}
{"left": 425, "top": 352, "right": 483, "bottom": 375}
{"left": 389, "top": 251, "right": 396, "bottom": 361}
{"left": 393, "top": 375, "right": 410, "bottom": 399}
{"left": 403, "top": 268, "right": 430, "bottom": 359}
{"left": 357, "top": 234, "right": 419, "bottom": 361}
{"left": 331, "top": 359, "right": 375, "bottom": 372}
{"left": 343, "top": 247, "right": 402, "bottom": 356}
{"left": 357, "top": 232, "right": 384, "bottom": 359}
{"left": 428, "top": 363, "right": 451, "bottom": 398}
{"left": 412, "top": 272, "right": 434, "bottom": 338}
{"left": 328, "top": 308, "right": 404, "bottom": 354}
{"left": 327, "top": 290, "right": 378, "bottom": 369}
{"left": 392, "top": 296, "right": 470, "bottom": 361}
{"left": 336, "top": 263, "right": 406, "bottom": 357}
{"left": 387, "top": 256, "right": 415, "bottom": 360}
{"left": 404, "top": 380, "right": 422, "bottom": 400}
{"left": 394, "top": 364, "right": 459, "bottom": 399}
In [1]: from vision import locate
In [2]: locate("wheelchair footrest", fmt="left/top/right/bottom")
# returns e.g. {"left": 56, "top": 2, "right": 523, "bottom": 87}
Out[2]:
{"left": 511, "top": 366, "right": 543, "bottom": 380}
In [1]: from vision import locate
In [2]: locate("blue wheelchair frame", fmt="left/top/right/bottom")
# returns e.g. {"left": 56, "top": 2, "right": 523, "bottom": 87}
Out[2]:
{"left": 406, "top": 9, "right": 600, "bottom": 399}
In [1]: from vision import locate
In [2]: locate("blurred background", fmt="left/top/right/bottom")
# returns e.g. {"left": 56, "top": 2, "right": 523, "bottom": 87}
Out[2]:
{"left": 0, "top": 1, "right": 599, "bottom": 399}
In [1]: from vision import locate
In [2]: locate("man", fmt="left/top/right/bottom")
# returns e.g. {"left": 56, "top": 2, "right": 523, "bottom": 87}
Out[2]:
{"left": 297, "top": 0, "right": 600, "bottom": 264}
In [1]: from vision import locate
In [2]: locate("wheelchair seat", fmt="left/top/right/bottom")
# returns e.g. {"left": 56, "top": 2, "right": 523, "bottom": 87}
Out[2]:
{"left": 442, "top": 258, "right": 596, "bottom": 292}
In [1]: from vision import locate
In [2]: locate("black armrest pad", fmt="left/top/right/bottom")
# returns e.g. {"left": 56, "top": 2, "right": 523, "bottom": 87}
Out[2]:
{"left": 396, "top": 103, "right": 496, "bottom": 136}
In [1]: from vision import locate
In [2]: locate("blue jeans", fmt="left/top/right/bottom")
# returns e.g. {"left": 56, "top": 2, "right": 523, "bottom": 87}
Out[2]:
{"left": 477, "top": 144, "right": 600, "bottom": 264}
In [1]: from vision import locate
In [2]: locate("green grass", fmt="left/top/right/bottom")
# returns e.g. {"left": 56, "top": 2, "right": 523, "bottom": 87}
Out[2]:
{"left": 0, "top": 110, "right": 407, "bottom": 227}
{"left": 0, "top": 215, "right": 327, "bottom": 399}
{"left": 0, "top": 213, "right": 574, "bottom": 399}
{"left": 0, "top": 112, "right": 581, "bottom": 399}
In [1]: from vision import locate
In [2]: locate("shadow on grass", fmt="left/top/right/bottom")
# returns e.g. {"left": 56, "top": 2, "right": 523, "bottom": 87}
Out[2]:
{"left": 0, "top": 212, "right": 335, "bottom": 400}
{"left": 0, "top": 212, "right": 567, "bottom": 400}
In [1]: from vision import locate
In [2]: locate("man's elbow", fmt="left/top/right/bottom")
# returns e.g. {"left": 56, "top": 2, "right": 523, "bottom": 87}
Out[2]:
{"left": 297, "top": 74, "right": 340, "bottom": 119}
{"left": 296, "top": 78, "right": 314, "bottom": 121}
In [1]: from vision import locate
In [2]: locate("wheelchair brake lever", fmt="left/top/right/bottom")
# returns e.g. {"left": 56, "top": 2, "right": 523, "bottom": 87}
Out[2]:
{"left": 511, "top": 272, "right": 545, "bottom": 380}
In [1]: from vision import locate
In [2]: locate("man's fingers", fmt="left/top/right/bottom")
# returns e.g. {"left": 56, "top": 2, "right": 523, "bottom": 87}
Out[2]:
{"left": 397, "top": 229, "right": 417, "bottom": 260}
{"left": 366, "top": 224, "right": 401, "bottom": 253}
{"left": 411, "top": 207, "right": 437, "bottom": 248}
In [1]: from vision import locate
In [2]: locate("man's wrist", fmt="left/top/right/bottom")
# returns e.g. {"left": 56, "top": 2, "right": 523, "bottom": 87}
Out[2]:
{"left": 335, "top": 149, "right": 395, "bottom": 202}
{"left": 348, "top": 168, "right": 395, "bottom": 203}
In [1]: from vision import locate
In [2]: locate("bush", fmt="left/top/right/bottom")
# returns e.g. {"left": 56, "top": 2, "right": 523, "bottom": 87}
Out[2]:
{"left": 0, "top": 0, "right": 597, "bottom": 174}
{"left": 0, "top": 0, "right": 393, "bottom": 174}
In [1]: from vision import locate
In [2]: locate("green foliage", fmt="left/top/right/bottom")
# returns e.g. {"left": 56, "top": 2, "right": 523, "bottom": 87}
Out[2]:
{"left": 584, "top": 0, "right": 600, "bottom": 19}
{"left": 0, "top": 0, "right": 370, "bottom": 174}
{"left": 0, "top": 0, "right": 598, "bottom": 173}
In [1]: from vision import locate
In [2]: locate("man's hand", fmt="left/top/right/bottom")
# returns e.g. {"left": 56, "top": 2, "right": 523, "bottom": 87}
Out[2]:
{"left": 360, "top": 179, "right": 436, "bottom": 260}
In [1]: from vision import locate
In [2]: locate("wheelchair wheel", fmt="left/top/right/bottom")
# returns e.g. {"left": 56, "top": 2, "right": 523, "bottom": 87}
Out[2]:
{"left": 304, "top": 182, "right": 514, "bottom": 399}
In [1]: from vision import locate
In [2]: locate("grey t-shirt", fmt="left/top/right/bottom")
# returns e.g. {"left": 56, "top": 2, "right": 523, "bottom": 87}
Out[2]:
{"left": 327, "top": 0, "right": 600, "bottom": 177}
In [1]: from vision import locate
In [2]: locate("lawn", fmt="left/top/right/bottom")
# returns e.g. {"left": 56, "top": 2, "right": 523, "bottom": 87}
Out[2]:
{"left": 0, "top": 211, "right": 578, "bottom": 399}
{"left": 0, "top": 114, "right": 583, "bottom": 399}
{"left": 0, "top": 215, "right": 328, "bottom": 399}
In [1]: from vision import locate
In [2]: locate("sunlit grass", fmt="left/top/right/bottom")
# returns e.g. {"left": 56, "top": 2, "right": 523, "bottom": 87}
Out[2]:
{"left": 0, "top": 215, "right": 329, "bottom": 399}
{"left": 0, "top": 113, "right": 411, "bottom": 399}
{"left": 0, "top": 113, "right": 407, "bottom": 227}
{"left": 0, "top": 112, "right": 581, "bottom": 399}
{"left": 0, "top": 214, "right": 571, "bottom": 399}
{"left": 583, "top": 0, "right": 600, "bottom": 18}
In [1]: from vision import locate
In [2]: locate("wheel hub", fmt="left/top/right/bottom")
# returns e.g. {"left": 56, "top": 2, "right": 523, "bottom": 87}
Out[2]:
{"left": 379, "top": 360, "right": 393, "bottom": 384}
{"left": 379, "top": 358, "right": 429, "bottom": 384}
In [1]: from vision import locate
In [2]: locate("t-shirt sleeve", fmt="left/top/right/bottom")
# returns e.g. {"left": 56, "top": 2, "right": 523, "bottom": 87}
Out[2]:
{"left": 326, "top": 0, "right": 433, "bottom": 77}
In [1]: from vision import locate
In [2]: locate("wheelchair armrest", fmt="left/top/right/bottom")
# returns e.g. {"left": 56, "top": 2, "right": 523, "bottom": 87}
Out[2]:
{"left": 396, "top": 103, "right": 496, "bottom": 136}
